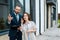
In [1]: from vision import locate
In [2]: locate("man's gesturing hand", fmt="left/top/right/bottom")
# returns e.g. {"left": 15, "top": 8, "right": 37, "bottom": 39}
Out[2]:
{"left": 8, "top": 14, "right": 13, "bottom": 22}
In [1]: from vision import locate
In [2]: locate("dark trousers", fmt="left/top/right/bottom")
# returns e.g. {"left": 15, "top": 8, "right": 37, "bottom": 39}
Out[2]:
{"left": 9, "top": 29, "right": 22, "bottom": 40}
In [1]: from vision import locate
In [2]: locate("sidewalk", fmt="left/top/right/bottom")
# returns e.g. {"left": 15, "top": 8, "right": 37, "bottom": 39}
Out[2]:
{"left": 0, "top": 34, "right": 9, "bottom": 40}
{"left": 37, "top": 27, "right": 60, "bottom": 40}
{"left": 0, "top": 27, "right": 60, "bottom": 40}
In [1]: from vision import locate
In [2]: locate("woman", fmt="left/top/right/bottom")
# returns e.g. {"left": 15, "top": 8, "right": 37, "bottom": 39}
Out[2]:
{"left": 21, "top": 12, "right": 36, "bottom": 40}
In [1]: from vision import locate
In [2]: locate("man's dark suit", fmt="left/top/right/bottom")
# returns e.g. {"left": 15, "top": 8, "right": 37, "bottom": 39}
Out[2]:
{"left": 7, "top": 12, "right": 22, "bottom": 40}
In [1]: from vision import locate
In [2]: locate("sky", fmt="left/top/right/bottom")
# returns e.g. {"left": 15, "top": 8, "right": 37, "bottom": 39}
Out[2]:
{"left": 58, "top": 0, "right": 60, "bottom": 13}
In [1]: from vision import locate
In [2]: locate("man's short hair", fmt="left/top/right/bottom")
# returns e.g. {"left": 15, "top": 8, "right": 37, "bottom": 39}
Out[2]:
{"left": 15, "top": 5, "right": 22, "bottom": 8}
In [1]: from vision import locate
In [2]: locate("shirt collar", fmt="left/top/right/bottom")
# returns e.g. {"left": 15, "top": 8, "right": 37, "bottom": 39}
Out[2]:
{"left": 14, "top": 12, "right": 17, "bottom": 15}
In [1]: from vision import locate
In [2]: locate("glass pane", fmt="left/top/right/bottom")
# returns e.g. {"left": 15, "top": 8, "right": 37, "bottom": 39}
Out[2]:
{"left": 0, "top": 0, "right": 8, "bottom": 3}
{"left": 0, "top": 0, "right": 9, "bottom": 32}
{"left": 53, "top": 8, "right": 56, "bottom": 20}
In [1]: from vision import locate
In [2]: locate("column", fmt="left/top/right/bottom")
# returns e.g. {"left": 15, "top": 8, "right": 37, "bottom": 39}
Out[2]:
{"left": 25, "top": 0, "right": 30, "bottom": 14}
{"left": 41, "top": 0, "right": 45, "bottom": 34}
{"left": 35, "top": 0, "right": 39, "bottom": 35}
{"left": 44, "top": 0, "right": 47, "bottom": 31}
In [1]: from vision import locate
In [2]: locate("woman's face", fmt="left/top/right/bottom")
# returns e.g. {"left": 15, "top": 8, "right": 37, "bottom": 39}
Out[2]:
{"left": 23, "top": 14, "right": 28, "bottom": 21}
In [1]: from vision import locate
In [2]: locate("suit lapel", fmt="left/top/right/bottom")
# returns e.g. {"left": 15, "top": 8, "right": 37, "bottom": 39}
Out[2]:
{"left": 13, "top": 13, "right": 17, "bottom": 23}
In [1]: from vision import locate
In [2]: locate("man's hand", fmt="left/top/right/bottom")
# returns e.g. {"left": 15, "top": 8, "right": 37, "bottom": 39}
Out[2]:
{"left": 8, "top": 14, "right": 13, "bottom": 22}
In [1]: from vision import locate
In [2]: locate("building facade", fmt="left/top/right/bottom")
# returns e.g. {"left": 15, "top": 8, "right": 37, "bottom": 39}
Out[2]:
{"left": 0, "top": 0, "right": 58, "bottom": 35}
{"left": 58, "top": 13, "right": 60, "bottom": 19}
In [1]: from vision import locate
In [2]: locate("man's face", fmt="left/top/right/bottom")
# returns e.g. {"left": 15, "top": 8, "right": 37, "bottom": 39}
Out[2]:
{"left": 14, "top": 6, "right": 21, "bottom": 14}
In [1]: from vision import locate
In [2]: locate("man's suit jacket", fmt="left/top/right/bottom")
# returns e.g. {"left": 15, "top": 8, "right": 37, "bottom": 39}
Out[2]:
{"left": 6, "top": 12, "right": 22, "bottom": 36}
{"left": 7, "top": 12, "right": 22, "bottom": 28}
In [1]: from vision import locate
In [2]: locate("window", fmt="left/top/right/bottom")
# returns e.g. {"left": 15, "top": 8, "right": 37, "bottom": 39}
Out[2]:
{"left": 0, "top": 0, "right": 9, "bottom": 33}
{"left": 53, "top": 7, "right": 56, "bottom": 20}
{"left": 4, "top": 0, "right": 8, "bottom": 3}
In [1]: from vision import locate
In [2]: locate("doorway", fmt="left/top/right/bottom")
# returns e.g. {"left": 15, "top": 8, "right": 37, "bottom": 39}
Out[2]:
{"left": 47, "top": 5, "right": 53, "bottom": 29}
{"left": 30, "top": 0, "right": 36, "bottom": 22}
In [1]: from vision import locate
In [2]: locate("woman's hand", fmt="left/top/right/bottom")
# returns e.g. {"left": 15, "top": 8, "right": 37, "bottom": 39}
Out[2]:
{"left": 17, "top": 26, "right": 23, "bottom": 31}
{"left": 26, "top": 30, "right": 31, "bottom": 33}
{"left": 26, "top": 29, "right": 36, "bottom": 33}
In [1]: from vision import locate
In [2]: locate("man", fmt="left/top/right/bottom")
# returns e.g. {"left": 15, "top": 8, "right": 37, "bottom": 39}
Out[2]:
{"left": 7, "top": 6, "right": 22, "bottom": 40}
